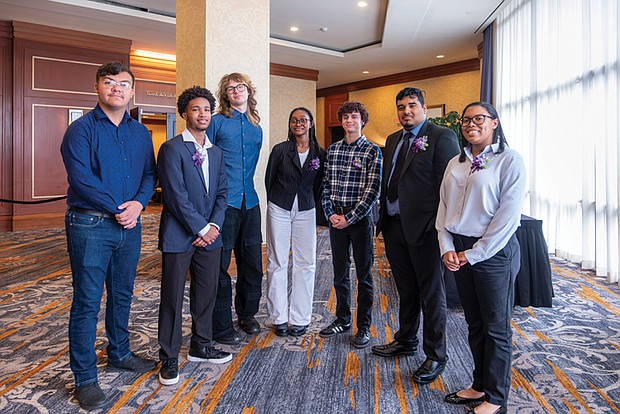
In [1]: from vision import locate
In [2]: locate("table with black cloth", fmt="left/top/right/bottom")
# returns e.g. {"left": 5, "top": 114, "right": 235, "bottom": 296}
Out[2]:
{"left": 444, "top": 215, "right": 554, "bottom": 308}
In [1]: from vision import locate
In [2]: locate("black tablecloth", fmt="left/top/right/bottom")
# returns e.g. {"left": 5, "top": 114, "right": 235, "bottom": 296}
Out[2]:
{"left": 445, "top": 215, "right": 554, "bottom": 308}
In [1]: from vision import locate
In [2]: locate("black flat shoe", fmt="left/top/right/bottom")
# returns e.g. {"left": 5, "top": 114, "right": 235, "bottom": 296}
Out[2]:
{"left": 289, "top": 325, "right": 307, "bottom": 337}
{"left": 466, "top": 404, "right": 507, "bottom": 414}
{"left": 274, "top": 323, "right": 288, "bottom": 337}
{"left": 371, "top": 340, "right": 416, "bottom": 357}
{"left": 444, "top": 391, "right": 485, "bottom": 405}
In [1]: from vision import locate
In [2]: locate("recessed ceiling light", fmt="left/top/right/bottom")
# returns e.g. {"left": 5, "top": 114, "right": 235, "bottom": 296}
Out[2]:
{"left": 319, "top": 27, "right": 329, "bottom": 32}
{"left": 358, "top": 2, "right": 368, "bottom": 7}
{"left": 290, "top": 26, "right": 299, "bottom": 32}
{"left": 362, "top": 71, "right": 370, "bottom": 74}
{"left": 436, "top": 54, "right": 445, "bottom": 58}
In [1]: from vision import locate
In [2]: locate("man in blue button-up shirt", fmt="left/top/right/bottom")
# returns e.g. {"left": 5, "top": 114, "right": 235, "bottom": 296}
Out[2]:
{"left": 206, "top": 73, "right": 263, "bottom": 344}
{"left": 60, "top": 62, "right": 157, "bottom": 411}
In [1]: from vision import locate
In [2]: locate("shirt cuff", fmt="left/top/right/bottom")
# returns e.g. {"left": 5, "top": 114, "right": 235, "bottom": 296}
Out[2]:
{"left": 198, "top": 223, "right": 212, "bottom": 237}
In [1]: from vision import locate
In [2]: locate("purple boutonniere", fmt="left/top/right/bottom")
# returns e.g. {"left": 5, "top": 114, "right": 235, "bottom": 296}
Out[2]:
{"left": 352, "top": 157, "right": 362, "bottom": 170}
{"left": 411, "top": 135, "right": 429, "bottom": 153}
{"left": 192, "top": 149, "right": 205, "bottom": 167}
{"left": 470, "top": 154, "right": 490, "bottom": 173}
{"left": 309, "top": 157, "right": 320, "bottom": 171}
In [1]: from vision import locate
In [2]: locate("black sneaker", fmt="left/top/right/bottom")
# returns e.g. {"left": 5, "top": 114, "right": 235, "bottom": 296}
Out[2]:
{"left": 107, "top": 352, "right": 157, "bottom": 372}
{"left": 319, "top": 320, "right": 351, "bottom": 338}
{"left": 351, "top": 329, "right": 371, "bottom": 348}
{"left": 75, "top": 382, "right": 107, "bottom": 411}
{"left": 188, "top": 346, "right": 232, "bottom": 363}
{"left": 159, "top": 358, "right": 179, "bottom": 386}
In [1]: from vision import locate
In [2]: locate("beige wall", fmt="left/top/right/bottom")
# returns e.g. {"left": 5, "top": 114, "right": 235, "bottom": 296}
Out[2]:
{"left": 348, "top": 70, "right": 480, "bottom": 146}
{"left": 269, "top": 75, "right": 316, "bottom": 149}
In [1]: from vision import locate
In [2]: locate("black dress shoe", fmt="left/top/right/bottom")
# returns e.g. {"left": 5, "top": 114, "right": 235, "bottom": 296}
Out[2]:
{"left": 371, "top": 340, "right": 416, "bottom": 357}
{"left": 239, "top": 318, "right": 261, "bottom": 334}
{"left": 214, "top": 330, "right": 242, "bottom": 345}
{"left": 274, "top": 323, "right": 289, "bottom": 337}
{"left": 444, "top": 391, "right": 485, "bottom": 405}
{"left": 288, "top": 325, "right": 307, "bottom": 337}
{"left": 412, "top": 358, "right": 446, "bottom": 384}
{"left": 75, "top": 382, "right": 107, "bottom": 411}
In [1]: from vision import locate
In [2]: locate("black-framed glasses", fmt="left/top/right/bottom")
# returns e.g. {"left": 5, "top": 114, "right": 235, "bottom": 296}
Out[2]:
{"left": 101, "top": 79, "right": 132, "bottom": 90}
{"left": 461, "top": 114, "right": 494, "bottom": 126}
{"left": 225, "top": 84, "right": 247, "bottom": 94}
{"left": 290, "top": 118, "right": 310, "bottom": 126}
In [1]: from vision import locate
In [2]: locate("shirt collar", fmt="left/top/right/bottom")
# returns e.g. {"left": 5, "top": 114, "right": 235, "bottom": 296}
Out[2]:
{"left": 344, "top": 134, "right": 367, "bottom": 146}
{"left": 464, "top": 142, "right": 500, "bottom": 159}
{"left": 403, "top": 119, "right": 426, "bottom": 138}
{"left": 182, "top": 129, "right": 213, "bottom": 149}
{"left": 93, "top": 104, "right": 131, "bottom": 124}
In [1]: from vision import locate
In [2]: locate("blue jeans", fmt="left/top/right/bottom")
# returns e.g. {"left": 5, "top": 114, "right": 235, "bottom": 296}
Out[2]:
{"left": 65, "top": 210, "right": 142, "bottom": 386}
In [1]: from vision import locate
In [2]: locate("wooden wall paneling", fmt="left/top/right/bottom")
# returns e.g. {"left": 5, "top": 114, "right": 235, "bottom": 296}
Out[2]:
{"left": 132, "top": 79, "right": 176, "bottom": 113}
{"left": 11, "top": 35, "right": 130, "bottom": 230}
{"left": 0, "top": 24, "right": 13, "bottom": 230}
{"left": 324, "top": 93, "right": 348, "bottom": 146}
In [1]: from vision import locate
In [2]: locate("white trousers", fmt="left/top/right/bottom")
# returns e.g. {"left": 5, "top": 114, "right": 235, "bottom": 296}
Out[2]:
{"left": 266, "top": 201, "right": 317, "bottom": 326}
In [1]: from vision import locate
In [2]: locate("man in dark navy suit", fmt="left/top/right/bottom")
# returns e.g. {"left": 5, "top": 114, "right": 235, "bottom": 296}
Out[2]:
{"left": 373, "top": 87, "right": 459, "bottom": 384}
{"left": 156, "top": 86, "right": 232, "bottom": 386}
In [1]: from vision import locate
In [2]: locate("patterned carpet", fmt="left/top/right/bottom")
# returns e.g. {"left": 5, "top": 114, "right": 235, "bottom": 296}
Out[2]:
{"left": 0, "top": 209, "right": 619, "bottom": 413}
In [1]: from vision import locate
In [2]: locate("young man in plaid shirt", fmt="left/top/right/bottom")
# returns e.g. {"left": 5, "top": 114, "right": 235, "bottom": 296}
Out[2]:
{"left": 319, "top": 101, "right": 382, "bottom": 348}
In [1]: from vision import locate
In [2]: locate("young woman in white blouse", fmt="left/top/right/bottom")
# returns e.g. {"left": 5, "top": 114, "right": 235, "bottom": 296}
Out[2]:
{"left": 436, "top": 102, "right": 526, "bottom": 414}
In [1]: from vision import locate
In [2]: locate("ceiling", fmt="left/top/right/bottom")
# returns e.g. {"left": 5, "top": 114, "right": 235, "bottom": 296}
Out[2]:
{"left": 0, "top": 0, "right": 504, "bottom": 88}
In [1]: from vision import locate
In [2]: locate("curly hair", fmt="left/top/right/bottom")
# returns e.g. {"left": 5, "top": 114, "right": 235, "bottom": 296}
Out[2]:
{"left": 177, "top": 86, "right": 216, "bottom": 116}
{"left": 96, "top": 62, "right": 134, "bottom": 85}
{"left": 337, "top": 101, "right": 369, "bottom": 128}
{"left": 458, "top": 101, "right": 508, "bottom": 163}
{"left": 215, "top": 72, "right": 260, "bottom": 126}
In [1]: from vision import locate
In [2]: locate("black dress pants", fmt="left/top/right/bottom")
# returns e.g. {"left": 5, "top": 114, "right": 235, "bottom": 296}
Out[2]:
{"left": 158, "top": 247, "right": 220, "bottom": 361}
{"left": 383, "top": 215, "right": 447, "bottom": 361}
{"left": 212, "top": 204, "right": 263, "bottom": 338}
{"left": 329, "top": 215, "right": 374, "bottom": 330}
{"left": 452, "top": 233, "right": 520, "bottom": 406}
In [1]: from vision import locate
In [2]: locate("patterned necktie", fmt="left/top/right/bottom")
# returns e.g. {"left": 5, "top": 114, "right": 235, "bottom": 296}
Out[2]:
{"left": 387, "top": 132, "right": 413, "bottom": 203}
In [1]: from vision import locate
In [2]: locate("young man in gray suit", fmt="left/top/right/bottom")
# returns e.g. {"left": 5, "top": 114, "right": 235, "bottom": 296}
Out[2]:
{"left": 373, "top": 87, "right": 460, "bottom": 384}
{"left": 156, "top": 86, "right": 232, "bottom": 385}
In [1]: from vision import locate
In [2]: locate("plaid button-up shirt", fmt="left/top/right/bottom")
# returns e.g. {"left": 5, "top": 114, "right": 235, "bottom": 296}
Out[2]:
{"left": 322, "top": 135, "right": 382, "bottom": 225}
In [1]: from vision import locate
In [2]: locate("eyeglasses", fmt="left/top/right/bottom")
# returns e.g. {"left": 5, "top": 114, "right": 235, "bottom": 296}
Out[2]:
{"left": 290, "top": 118, "right": 310, "bottom": 126}
{"left": 225, "top": 84, "right": 247, "bottom": 94}
{"left": 461, "top": 114, "right": 494, "bottom": 126}
{"left": 101, "top": 79, "right": 132, "bottom": 90}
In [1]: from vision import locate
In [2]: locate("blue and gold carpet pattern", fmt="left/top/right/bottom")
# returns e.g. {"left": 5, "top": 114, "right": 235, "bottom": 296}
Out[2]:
{"left": 0, "top": 211, "right": 618, "bottom": 413}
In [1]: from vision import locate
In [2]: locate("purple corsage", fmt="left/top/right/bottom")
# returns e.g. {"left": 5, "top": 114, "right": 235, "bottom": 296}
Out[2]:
{"left": 470, "top": 154, "right": 490, "bottom": 173}
{"left": 192, "top": 149, "right": 205, "bottom": 167}
{"left": 352, "top": 157, "right": 362, "bottom": 170}
{"left": 309, "top": 157, "right": 320, "bottom": 171}
{"left": 411, "top": 135, "right": 428, "bottom": 153}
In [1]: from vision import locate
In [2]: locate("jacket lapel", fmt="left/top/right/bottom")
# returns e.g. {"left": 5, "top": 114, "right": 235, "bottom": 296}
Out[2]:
{"left": 184, "top": 141, "right": 208, "bottom": 192}
{"left": 287, "top": 142, "right": 303, "bottom": 172}
{"left": 403, "top": 120, "right": 430, "bottom": 170}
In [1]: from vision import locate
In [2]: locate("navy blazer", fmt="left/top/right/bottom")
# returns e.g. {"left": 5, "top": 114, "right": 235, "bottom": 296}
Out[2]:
{"left": 376, "top": 120, "right": 459, "bottom": 246}
{"left": 157, "top": 134, "right": 228, "bottom": 253}
{"left": 265, "top": 140, "right": 327, "bottom": 212}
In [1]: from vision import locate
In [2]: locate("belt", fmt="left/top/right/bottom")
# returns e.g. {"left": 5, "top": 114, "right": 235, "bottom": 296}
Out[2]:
{"left": 334, "top": 206, "right": 354, "bottom": 215}
{"left": 68, "top": 206, "right": 115, "bottom": 219}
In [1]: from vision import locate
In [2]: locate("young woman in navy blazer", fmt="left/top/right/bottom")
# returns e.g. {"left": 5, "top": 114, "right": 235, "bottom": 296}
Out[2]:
{"left": 265, "top": 107, "right": 327, "bottom": 337}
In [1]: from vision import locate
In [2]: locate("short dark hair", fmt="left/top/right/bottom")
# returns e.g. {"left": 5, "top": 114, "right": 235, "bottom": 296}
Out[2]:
{"left": 395, "top": 87, "right": 425, "bottom": 106}
{"left": 96, "top": 62, "right": 135, "bottom": 85}
{"left": 337, "top": 101, "right": 369, "bottom": 128}
{"left": 177, "top": 86, "right": 217, "bottom": 116}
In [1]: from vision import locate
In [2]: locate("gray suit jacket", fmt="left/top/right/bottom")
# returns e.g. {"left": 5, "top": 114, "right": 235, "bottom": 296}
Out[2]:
{"left": 157, "top": 134, "right": 228, "bottom": 253}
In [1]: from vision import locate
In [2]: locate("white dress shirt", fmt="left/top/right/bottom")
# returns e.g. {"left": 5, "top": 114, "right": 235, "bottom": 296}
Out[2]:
{"left": 182, "top": 129, "right": 218, "bottom": 237}
{"left": 436, "top": 143, "right": 526, "bottom": 265}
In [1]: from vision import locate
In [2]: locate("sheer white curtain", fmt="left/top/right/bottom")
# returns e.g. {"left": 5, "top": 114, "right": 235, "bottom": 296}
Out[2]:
{"left": 495, "top": 0, "right": 620, "bottom": 283}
